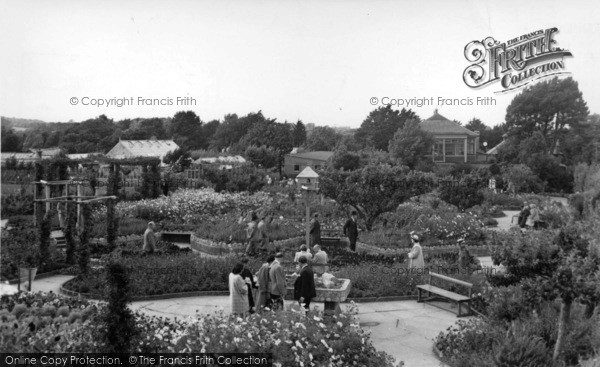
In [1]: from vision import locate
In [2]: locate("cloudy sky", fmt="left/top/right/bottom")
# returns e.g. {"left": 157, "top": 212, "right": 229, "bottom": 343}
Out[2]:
{"left": 1, "top": 0, "right": 599, "bottom": 128}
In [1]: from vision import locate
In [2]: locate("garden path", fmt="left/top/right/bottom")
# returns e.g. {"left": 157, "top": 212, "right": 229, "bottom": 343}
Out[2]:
{"left": 14, "top": 274, "right": 452, "bottom": 367}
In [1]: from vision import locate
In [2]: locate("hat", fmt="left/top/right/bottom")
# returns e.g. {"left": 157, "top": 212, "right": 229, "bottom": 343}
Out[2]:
{"left": 411, "top": 234, "right": 420, "bottom": 242}
{"left": 275, "top": 252, "right": 284, "bottom": 258}
{"left": 457, "top": 238, "right": 465, "bottom": 243}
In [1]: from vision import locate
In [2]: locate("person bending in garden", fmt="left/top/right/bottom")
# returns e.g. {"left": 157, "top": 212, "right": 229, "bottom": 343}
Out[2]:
{"left": 245, "top": 212, "right": 261, "bottom": 256}
{"left": 343, "top": 210, "right": 359, "bottom": 252}
{"left": 229, "top": 263, "right": 249, "bottom": 317}
{"left": 256, "top": 254, "right": 275, "bottom": 312}
{"left": 240, "top": 257, "right": 258, "bottom": 314}
{"left": 309, "top": 213, "right": 321, "bottom": 246}
{"left": 143, "top": 221, "right": 157, "bottom": 254}
{"left": 518, "top": 204, "right": 531, "bottom": 228}
{"left": 407, "top": 233, "right": 424, "bottom": 272}
{"left": 294, "top": 256, "right": 317, "bottom": 310}
{"left": 529, "top": 204, "right": 541, "bottom": 229}
{"left": 269, "top": 252, "right": 287, "bottom": 311}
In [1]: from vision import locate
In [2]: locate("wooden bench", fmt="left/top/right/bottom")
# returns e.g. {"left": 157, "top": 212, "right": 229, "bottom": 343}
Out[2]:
{"left": 417, "top": 272, "right": 473, "bottom": 317}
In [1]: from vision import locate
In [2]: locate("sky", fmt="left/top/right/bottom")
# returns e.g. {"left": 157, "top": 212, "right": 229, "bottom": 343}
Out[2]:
{"left": 1, "top": 0, "right": 599, "bottom": 128}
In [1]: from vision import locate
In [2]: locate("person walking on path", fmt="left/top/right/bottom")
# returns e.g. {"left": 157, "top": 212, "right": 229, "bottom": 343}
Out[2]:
{"left": 258, "top": 213, "right": 272, "bottom": 254}
{"left": 294, "top": 256, "right": 317, "bottom": 310}
{"left": 240, "top": 257, "right": 258, "bottom": 314}
{"left": 256, "top": 255, "right": 275, "bottom": 312}
{"left": 407, "top": 232, "right": 425, "bottom": 272}
{"left": 269, "top": 252, "right": 287, "bottom": 311}
{"left": 343, "top": 210, "right": 359, "bottom": 252}
{"left": 309, "top": 213, "right": 321, "bottom": 246}
{"left": 229, "top": 263, "right": 249, "bottom": 317}
{"left": 245, "top": 212, "right": 261, "bottom": 256}
{"left": 143, "top": 221, "right": 157, "bottom": 254}
{"left": 518, "top": 204, "right": 531, "bottom": 228}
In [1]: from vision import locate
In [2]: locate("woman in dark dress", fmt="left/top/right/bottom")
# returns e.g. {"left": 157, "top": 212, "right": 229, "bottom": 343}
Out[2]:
{"left": 240, "top": 257, "right": 257, "bottom": 314}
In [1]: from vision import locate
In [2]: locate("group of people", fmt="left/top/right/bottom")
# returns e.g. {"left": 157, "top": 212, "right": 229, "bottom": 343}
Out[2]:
{"left": 517, "top": 203, "right": 542, "bottom": 229}
{"left": 245, "top": 211, "right": 275, "bottom": 256}
{"left": 230, "top": 244, "right": 329, "bottom": 316}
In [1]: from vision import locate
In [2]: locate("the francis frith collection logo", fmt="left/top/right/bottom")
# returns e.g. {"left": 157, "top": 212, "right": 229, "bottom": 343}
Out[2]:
{"left": 463, "top": 27, "right": 572, "bottom": 92}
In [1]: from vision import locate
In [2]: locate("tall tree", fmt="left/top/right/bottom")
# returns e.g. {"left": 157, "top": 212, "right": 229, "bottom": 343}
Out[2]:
{"left": 211, "top": 112, "right": 265, "bottom": 151}
{"left": 170, "top": 111, "right": 203, "bottom": 150}
{"left": 388, "top": 119, "right": 434, "bottom": 169}
{"left": 320, "top": 164, "right": 434, "bottom": 230}
{"left": 505, "top": 77, "right": 589, "bottom": 144}
{"left": 465, "top": 118, "right": 487, "bottom": 133}
{"left": 304, "top": 126, "right": 342, "bottom": 151}
{"left": 355, "top": 106, "right": 419, "bottom": 151}
{"left": 1, "top": 126, "right": 22, "bottom": 152}
{"left": 293, "top": 120, "right": 307, "bottom": 147}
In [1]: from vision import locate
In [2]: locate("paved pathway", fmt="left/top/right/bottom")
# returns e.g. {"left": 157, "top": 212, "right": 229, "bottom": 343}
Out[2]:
{"left": 4, "top": 274, "right": 450, "bottom": 366}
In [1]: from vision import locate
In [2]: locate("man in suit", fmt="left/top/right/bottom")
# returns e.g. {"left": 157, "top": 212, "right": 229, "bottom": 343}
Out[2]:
{"left": 255, "top": 254, "right": 275, "bottom": 313}
{"left": 268, "top": 252, "right": 287, "bottom": 311}
{"left": 343, "top": 210, "right": 359, "bottom": 252}
{"left": 309, "top": 213, "right": 321, "bottom": 246}
{"left": 294, "top": 256, "right": 317, "bottom": 310}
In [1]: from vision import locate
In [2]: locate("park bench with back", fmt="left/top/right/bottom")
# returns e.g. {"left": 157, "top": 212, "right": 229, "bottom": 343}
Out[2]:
{"left": 416, "top": 271, "right": 473, "bottom": 317}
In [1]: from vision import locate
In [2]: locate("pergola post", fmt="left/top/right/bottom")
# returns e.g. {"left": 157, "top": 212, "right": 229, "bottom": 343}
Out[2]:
{"left": 44, "top": 185, "right": 51, "bottom": 213}
{"left": 464, "top": 138, "right": 468, "bottom": 163}
{"left": 76, "top": 183, "right": 82, "bottom": 233}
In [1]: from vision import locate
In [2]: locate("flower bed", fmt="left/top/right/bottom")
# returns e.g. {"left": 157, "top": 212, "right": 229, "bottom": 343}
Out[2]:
{"left": 190, "top": 234, "right": 304, "bottom": 256}
{"left": 194, "top": 213, "right": 304, "bottom": 243}
{"left": 1, "top": 292, "right": 395, "bottom": 366}
{"left": 93, "top": 188, "right": 272, "bottom": 224}
{"left": 62, "top": 253, "right": 262, "bottom": 296}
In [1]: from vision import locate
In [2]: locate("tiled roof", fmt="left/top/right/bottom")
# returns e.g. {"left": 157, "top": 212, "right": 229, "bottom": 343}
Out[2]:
{"left": 106, "top": 140, "right": 179, "bottom": 159}
{"left": 287, "top": 151, "right": 334, "bottom": 161}
{"left": 486, "top": 140, "right": 506, "bottom": 155}
{"left": 1, "top": 152, "right": 38, "bottom": 162}
{"left": 296, "top": 166, "right": 319, "bottom": 178}
{"left": 195, "top": 155, "right": 246, "bottom": 164}
{"left": 420, "top": 110, "right": 479, "bottom": 136}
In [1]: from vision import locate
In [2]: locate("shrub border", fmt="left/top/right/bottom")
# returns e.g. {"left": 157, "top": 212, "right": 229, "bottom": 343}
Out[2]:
{"left": 432, "top": 344, "right": 454, "bottom": 367}
{"left": 5, "top": 268, "right": 65, "bottom": 285}
{"left": 59, "top": 281, "right": 420, "bottom": 303}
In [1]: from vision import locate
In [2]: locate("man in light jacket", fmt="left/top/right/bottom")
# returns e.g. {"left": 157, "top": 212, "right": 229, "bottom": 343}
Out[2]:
{"left": 268, "top": 252, "right": 287, "bottom": 311}
{"left": 256, "top": 255, "right": 275, "bottom": 312}
{"left": 143, "top": 222, "right": 156, "bottom": 254}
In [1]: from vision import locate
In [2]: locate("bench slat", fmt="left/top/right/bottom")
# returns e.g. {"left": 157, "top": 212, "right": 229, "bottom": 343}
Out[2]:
{"left": 430, "top": 272, "right": 473, "bottom": 288}
{"left": 417, "top": 284, "right": 470, "bottom": 302}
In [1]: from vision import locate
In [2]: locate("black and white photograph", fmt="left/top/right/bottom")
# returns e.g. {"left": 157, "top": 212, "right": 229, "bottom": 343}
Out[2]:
{"left": 1, "top": 1, "right": 600, "bottom": 366}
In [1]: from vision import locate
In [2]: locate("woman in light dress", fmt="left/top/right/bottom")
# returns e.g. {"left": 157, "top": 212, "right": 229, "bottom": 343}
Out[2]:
{"left": 229, "top": 263, "right": 249, "bottom": 317}
{"left": 407, "top": 232, "right": 425, "bottom": 271}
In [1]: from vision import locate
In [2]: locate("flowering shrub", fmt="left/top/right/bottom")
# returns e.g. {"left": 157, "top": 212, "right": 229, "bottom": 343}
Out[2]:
{"left": 93, "top": 188, "right": 272, "bottom": 224}
{"left": 482, "top": 191, "right": 524, "bottom": 209}
{"left": 412, "top": 211, "right": 486, "bottom": 245}
{"left": 334, "top": 264, "right": 423, "bottom": 298}
{"left": 1, "top": 293, "right": 396, "bottom": 366}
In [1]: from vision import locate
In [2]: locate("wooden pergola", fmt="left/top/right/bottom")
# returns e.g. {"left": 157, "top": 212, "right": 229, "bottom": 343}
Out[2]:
{"left": 33, "top": 179, "right": 116, "bottom": 229}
